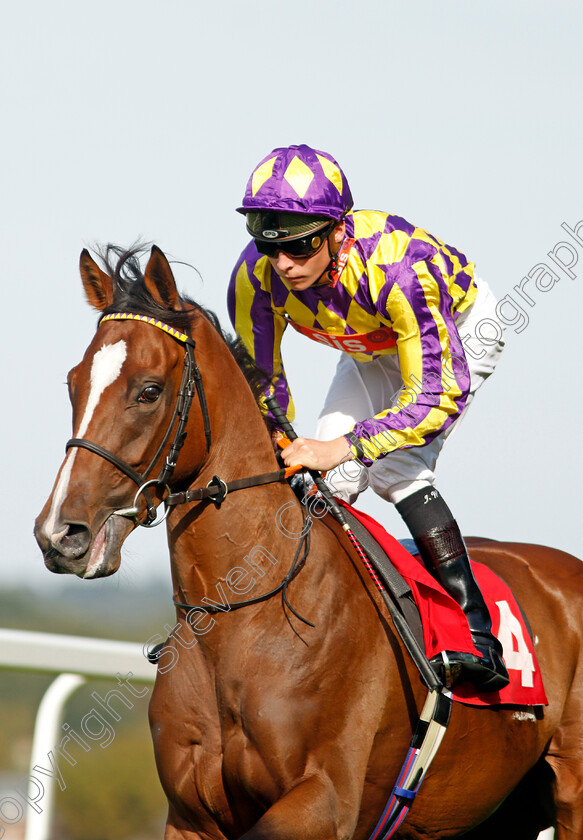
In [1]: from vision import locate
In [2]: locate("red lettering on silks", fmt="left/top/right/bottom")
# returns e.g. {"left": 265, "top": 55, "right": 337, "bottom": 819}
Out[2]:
{"left": 285, "top": 319, "right": 397, "bottom": 353}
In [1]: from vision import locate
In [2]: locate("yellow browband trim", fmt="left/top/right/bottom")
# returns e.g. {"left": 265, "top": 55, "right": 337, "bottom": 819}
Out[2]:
{"left": 100, "top": 312, "right": 190, "bottom": 344}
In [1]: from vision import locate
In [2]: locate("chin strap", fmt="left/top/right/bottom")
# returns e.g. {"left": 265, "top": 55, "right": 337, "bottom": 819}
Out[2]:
{"left": 317, "top": 235, "right": 354, "bottom": 287}
{"left": 313, "top": 238, "right": 336, "bottom": 287}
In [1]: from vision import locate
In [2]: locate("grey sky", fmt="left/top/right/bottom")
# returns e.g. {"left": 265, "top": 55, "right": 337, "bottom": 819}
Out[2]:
{"left": 2, "top": 1, "right": 582, "bottom": 597}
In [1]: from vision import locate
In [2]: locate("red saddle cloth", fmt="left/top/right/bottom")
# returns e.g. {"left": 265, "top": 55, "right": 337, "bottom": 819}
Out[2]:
{"left": 344, "top": 503, "right": 548, "bottom": 707}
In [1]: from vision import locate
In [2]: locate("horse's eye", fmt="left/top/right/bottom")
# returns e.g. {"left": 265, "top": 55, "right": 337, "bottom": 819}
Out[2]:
{"left": 138, "top": 385, "right": 162, "bottom": 404}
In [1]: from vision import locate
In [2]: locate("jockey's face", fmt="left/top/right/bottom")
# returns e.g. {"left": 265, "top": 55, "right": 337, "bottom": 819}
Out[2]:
{"left": 267, "top": 222, "right": 345, "bottom": 291}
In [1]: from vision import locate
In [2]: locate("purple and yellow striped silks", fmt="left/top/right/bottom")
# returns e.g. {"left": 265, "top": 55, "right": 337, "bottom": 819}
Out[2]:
{"left": 227, "top": 210, "right": 477, "bottom": 466}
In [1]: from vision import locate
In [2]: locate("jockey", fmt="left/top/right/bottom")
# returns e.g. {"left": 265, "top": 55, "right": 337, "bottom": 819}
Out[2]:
{"left": 228, "top": 143, "right": 509, "bottom": 692}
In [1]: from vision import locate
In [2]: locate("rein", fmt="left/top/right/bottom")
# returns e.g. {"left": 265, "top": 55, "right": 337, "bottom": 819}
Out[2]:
{"left": 165, "top": 469, "right": 291, "bottom": 507}
{"left": 173, "top": 480, "right": 314, "bottom": 627}
{"left": 67, "top": 310, "right": 313, "bottom": 621}
{"left": 68, "top": 309, "right": 451, "bottom": 835}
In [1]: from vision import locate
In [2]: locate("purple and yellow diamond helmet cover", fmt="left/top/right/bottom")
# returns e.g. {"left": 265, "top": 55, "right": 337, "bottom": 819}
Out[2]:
{"left": 237, "top": 144, "right": 353, "bottom": 221}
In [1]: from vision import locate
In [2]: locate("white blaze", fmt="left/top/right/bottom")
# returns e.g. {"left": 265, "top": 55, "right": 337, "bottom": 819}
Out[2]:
{"left": 43, "top": 341, "right": 127, "bottom": 539}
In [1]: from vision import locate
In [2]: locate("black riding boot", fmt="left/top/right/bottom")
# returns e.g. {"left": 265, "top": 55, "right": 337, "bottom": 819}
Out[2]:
{"left": 396, "top": 487, "right": 509, "bottom": 692}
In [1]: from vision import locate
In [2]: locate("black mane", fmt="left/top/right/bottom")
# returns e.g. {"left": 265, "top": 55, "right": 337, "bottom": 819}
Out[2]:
{"left": 97, "top": 244, "right": 272, "bottom": 412}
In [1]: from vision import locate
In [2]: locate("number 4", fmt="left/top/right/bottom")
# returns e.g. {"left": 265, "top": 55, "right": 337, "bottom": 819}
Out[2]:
{"left": 495, "top": 600, "right": 536, "bottom": 688}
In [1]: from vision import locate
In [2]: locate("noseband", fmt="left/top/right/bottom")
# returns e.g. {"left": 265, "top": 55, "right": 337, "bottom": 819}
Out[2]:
{"left": 66, "top": 312, "right": 212, "bottom": 526}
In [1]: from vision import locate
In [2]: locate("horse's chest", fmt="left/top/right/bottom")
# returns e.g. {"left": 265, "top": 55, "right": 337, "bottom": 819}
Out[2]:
{"left": 160, "top": 718, "right": 275, "bottom": 832}
{"left": 150, "top": 659, "right": 274, "bottom": 830}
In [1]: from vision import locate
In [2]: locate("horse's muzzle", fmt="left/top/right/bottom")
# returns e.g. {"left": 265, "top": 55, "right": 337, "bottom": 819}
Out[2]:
{"left": 35, "top": 514, "right": 131, "bottom": 578}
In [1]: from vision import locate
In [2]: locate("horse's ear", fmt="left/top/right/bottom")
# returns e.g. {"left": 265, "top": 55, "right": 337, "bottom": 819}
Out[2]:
{"left": 79, "top": 249, "right": 114, "bottom": 311}
{"left": 143, "top": 246, "right": 181, "bottom": 311}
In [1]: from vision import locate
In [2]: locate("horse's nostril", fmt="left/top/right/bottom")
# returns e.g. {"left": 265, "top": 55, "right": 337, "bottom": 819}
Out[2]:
{"left": 54, "top": 522, "right": 91, "bottom": 558}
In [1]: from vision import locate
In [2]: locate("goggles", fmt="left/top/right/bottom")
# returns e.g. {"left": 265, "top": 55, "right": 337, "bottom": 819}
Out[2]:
{"left": 253, "top": 221, "right": 335, "bottom": 258}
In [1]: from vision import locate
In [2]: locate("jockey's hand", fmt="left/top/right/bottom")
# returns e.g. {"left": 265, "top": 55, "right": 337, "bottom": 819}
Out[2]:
{"left": 271, "top": 428, "right": 284, "bottom": 451}
{"left": 281, "top": 436, "right": 352, "bottom": 472}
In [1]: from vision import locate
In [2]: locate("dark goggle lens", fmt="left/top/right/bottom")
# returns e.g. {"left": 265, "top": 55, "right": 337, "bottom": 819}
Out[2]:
{"left": 254, "top": 224, "right": 332, "bottom": 258}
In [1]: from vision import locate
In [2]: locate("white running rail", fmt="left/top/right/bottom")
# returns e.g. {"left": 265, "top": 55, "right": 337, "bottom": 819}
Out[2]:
{"left": 0, "top": 628, "right": 155, "bottom": 840}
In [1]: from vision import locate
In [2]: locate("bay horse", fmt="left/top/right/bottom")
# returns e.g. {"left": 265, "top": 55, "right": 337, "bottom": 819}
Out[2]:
{"left": 35, "top": 245, "right": 583, "bottom": 839}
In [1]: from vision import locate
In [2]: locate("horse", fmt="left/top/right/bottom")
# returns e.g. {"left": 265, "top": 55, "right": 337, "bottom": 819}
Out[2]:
{"left": 35, "top": 244, "right": 583, "bottom": 839}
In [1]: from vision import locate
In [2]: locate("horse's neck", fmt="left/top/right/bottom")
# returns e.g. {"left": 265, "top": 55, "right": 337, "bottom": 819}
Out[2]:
{"left": 168, "top": 316, "right": 304, "bottom": 608}
{"left": 168, "top": 480, "right": 302, "bottom": 609}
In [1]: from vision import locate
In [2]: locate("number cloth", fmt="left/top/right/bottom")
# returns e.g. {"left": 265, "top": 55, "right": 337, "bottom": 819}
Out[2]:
{"left": 344, "top": 502, "right": 547, "bottom": 708}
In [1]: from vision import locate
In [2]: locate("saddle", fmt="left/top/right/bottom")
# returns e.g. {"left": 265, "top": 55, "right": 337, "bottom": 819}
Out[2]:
{"left": 329, "top": 501, "right": 548, "bottom": 708}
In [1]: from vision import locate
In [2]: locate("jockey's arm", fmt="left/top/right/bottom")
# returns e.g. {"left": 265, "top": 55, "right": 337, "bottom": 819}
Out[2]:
{"left": 344, "top": 261, "right": 472, "bottom": 467}
{"left": 283, "top": 262, "right": 472, "bottom": 473}
{"left": 228, "top": 244, "right": 294, "bottom": 423}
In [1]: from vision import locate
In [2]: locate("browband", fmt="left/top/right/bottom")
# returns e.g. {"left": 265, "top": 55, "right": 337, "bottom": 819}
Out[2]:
{"left": 100, "top": 312, "right": 193, "bottom": 345}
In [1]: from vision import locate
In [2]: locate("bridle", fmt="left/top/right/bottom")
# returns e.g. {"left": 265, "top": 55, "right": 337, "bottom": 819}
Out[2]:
{"left": 65, "top": 311, "right": 292, "bottom": 526}
{"left": 65, "top": 309, "right": 313, "bottom": 625}
{"left": 66, "top": 312, "right": 211, "bottom": 526}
